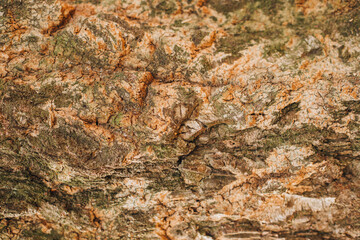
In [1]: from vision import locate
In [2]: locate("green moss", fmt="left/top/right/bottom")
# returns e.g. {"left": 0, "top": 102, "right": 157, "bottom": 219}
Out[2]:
{"left": 285, "top": 2, "right": 360, "bottom": 40}
{"left": 146, "top": 170, "right": 185, "bottom": 191}
{"left": 182, "top": 124, "right": 352, "bottom": 174}
{"left": 343, "top": 100, "right": 360, "bottom": 114}
{"left": 21, "top": 154, "right": 57, "bottom": 181}
{"left": 210, "top": 16, "right": 218, "bottom": 22}
{"left": 152, "top": 144, "right": 177, "bottom": 159}
{"left": 199, "top": 56, "right": 214, "bottom": 74}
{"left": 53, "top": 31, "right": 107, "bottom": 68}
{"left": 215, "top": 35, "right": 245, "bottom": 62}
{"left": 191, "top": 29, "right": 208, "bottom": 46}
{"left": 84, "top": 21, "right": 116, "bottom": 51}
{"left": 53, "top": 44, "right": 64, "bottom": 56}
{"left": 0, "top": 169, "right": 49, "bottom": 213}
{"left": 74, "top": 0, "right": 101, "bottom": 4}
{"left": 264, "top": 41, "right": 286, "bottom": 57}
{"left": 351, "top": 137, "right": 360, "bottom": 151}
{"left": 27, "top": 125, "right": 99, "bottom": 168}
{"left": 154, "top": 0, "right": 177, "bottom": 15}
{"left": 332, "top": 101, "right": 360, "bottom": 121}
{"left": 0, "top": 220, "right": 6, "bottom": 234}
{"left": 0, "top": 83, "right": 54, "bottom": 130}
{"left": 2, "top": 82, "right": 26, "bottom": 102}
{"left": 32, "top": 82, "right": 77, "bottom": 107}
{"left": 201, "top": 174, "right": 237, "bottom": 192}
{"left": 331, "top": 109, "right": 350, "bottom": 121}
{"left": 196, "top": 219, "right": 260, "bottom": 238}
{"left": 216, "top": 27, "right": 281, "bottom": 63}
{"left": 172, "top": 19, "right": 190, "bottom": 28}
{"left": 176, "top": 86, "right": 196, "bottom": 101}
{"left": 263, "top": 124, "right": 321, "bottom": 149}
{"left": 208, "top": 0, "right": 244, "bottom": 14}
{"left": 14, "top": 64, "right": 24, "bottom": 72}
{"left": 348, "top": 121, "right": 360, "bottom": 132}
{"left": 255, "top": 0, "right": 283, "bottom": 16}
{"left": 22, "top": 228, "right": 62, "bottom": 240}
{"left": 0, "top": 79, "right": 6, "bottom": 93}
{"left": 212, "top": 97, "right": 242, "bottom": 120}
{"left": 265, "top": 90, "right": 278, "bottom": 108}
{"left": 71, "top": 188, "right": 114, "bottom": 209}
{"left": 338, "top": 45, "right": 351, "bottom": 63}
{"left": 148, "top": 43, "right": 169, "bottom": 74}
{"left": 302, "top": 47, "right": 323, "bottom": 59}
{"left": 109, "top": 112, "right": 123, "bottom": 127}
{"left": 99, "top": 13, "right": 144, "bottom": 41}
{"left": 112, "top": 72, "right": 126, "bottom": 80}
{"left": 1, "top": 0, "right": 31, "bottom": 21}
{"left": 147, "top": 42, "right": 191, "bottom": 78}
{"left": 263, "top": 125, "right": 356, "bottom": 165}
{"left": 288, "top": 11, "right": 331, "bottom": 37}
{"left": 25, "top": 35, "right": 39, "bottom": 43}
{"left": 335, "top": 3, "right": 360, "bottom": 37}
{"left": 172, "top": 45, "right": 189, "bottom": 64}
{"left": 208, "top": 0, "right": 283, "bottom": 21}
{"left": 291, "top": 209, "right": 314, "bottom": 219}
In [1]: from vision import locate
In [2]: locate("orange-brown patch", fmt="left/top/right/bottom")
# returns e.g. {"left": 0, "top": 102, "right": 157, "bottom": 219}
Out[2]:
{"left": 197, "top": 0, "right": 207, "bottom": 7}
{"left": 42, "top": 2, "right": 75, "bottom": 35}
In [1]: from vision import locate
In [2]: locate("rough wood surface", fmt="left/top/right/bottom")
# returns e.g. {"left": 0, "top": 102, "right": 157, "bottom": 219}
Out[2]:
{"left": 0, "top": 0, "right": 360, "bottom": 239}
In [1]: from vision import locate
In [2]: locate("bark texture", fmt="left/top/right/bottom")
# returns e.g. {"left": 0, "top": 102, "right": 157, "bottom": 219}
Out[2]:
{"left": 1, "top": 0, "right": 360, "bottom": 239}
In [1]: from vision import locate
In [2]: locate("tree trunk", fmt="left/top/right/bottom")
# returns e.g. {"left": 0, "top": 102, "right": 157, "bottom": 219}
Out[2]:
{"left": 1, "top": 0, "right": 360, "bottom": 239}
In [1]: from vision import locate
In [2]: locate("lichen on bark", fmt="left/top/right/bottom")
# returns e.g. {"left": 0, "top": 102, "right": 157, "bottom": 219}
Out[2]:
{"left": 1, "top": 0, "right": 360, "bottom": 239}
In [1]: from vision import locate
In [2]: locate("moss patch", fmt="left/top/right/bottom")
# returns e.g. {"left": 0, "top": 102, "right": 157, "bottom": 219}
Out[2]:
{"left": 0, "top": 168, "right": 49, "bottom": 213}
{"left": 191, "top": 29, "right": 208, "bottom": 46}
{"left": 343, "top": 100, "right": 360, "bottom": 114}
{"left": 272, "top": 102, "right": 300, "bottom": 126}
{"left": 208, "top": 0, "right": 245, "bottom": 14}
{"left": 22, "top": 228, "right": 62, "bottom": 240}
{"left": 152, "top": 144, "right": 177, "bottom": 159}
{"left": 153, "top": 0, "right": 177, "bottom": 15}
{"left": 216, "top": 27, "right": 282, "bottom": 63}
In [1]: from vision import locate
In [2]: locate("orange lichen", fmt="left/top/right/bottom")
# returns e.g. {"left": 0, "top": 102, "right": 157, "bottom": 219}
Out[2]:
{"left": 295, "top": 0, "right": 325, "bottom": 15}
{"left": 198, "top": 31, "right": 217, "bottom": 50}
{"left": 62, "top": 185, "right": 81, "bottom": 195}
{"left": 196, "top": 0, "right": 208, "bottom": 8}
{"left": 42, "top": 1, "right": 75, "bottom": 35}
{"left": 74, "top": 3, "right": 96, "bottom": 17}
{"left": 7, "top": 10, "right": 27, "bottom": 40}
{"left": 309, "top": 70, "right": 323, "bottom": 84}
{"left": 87, "top": 207, "right": 102, "bottom": 228}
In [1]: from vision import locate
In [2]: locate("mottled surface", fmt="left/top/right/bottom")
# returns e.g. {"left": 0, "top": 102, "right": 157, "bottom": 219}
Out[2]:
{"left": 0, "top": 0, "right": 360, "bottom": 239}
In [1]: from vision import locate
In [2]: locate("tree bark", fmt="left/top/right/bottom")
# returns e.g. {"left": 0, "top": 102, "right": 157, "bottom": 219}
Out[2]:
{"left": 0, "top": 0, "right": 360, "bottom": 239}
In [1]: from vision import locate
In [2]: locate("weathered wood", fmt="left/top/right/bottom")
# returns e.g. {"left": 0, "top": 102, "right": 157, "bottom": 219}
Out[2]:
{"left": 0, "top": 0, "right": 360, "bottom": 239}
